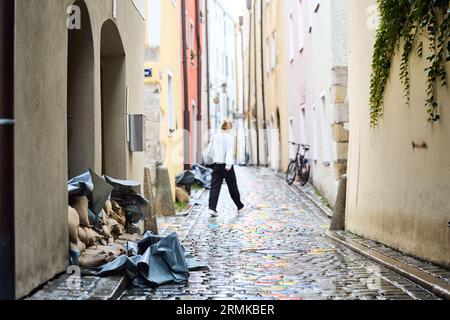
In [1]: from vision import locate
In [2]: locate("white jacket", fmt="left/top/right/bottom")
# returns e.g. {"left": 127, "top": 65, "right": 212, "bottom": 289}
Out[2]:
{"left": 207, "top": 131, "right": 236, "bottom": 169}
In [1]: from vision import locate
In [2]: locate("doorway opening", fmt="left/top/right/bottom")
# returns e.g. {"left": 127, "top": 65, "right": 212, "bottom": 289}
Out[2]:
{"left": 100, "top": 20, "right": 127, "bottom": 178}
{"left": 67, "top": 0, "right": 95, "bottom": 179}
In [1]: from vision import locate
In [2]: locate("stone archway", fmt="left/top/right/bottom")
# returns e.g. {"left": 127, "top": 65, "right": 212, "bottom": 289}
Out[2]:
{"left": 67, "top": 0, "right": 95, "bottom": 179}
{"left": 100, "top": 20, "right": 127, "bottom": 178}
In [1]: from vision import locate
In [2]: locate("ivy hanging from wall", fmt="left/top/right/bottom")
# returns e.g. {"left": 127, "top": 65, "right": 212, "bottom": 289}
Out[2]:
{"left": 370, "top": 0, "right": 450, "bottom": 127}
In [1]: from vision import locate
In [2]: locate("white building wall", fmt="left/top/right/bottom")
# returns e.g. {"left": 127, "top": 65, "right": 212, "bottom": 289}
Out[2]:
{"left": 207, "top": 0, "right": 238, "bottom": 134}
{"left": 285, "top": 0, "right": 348, "bottom": 206}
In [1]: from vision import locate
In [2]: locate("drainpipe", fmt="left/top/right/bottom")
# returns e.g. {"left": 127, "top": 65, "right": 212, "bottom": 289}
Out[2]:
{"left": 205, "top": 0, "right": 211, "bottom": 131}
{"left": 195, "top": 0, "right": 202, "bottom": 163}
{"left": 253, "top": 0, "right": 260, "bottom": 166}
{"left": 181, "top": 0, "right": 191, "bottom": 170}
{"left": 246, "top": 6, "right": 252, "bottom": 165}
{"left": 260, "top": 0, "right": 267, "bottom": 160}
{"left": 0, "top": 0, "right": 16, "bottom": 300}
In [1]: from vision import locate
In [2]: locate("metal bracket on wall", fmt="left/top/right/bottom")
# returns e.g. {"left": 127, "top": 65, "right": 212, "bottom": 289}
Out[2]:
{"left": 0, "top": 119, "right": 15, "bottom": 126}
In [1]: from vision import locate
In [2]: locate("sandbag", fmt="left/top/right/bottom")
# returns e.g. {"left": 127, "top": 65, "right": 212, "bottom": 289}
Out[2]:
{"left": 79, "top": 252, "right": 109, "bottom": 268}
{"left": 71, "top": 196, "right": 90, "bottom": 227}
{"left": 78, "top": 227, "right": 102, "bottom": 246}
{"left": 70, "top": 241, "right": 86, "bottom": 253}
{"left": 78, "top": 227, "right": 89, "bottom": 245}
{"left": 68, "top": 206, "right": 80, "bottom": 244}
{"left": 119, "top": 233, "right": 143, "bottom": 243}
{"left": 93, "top": 245, "right": 125, "bottom": 257}
{"left": 110, "top": 200, "right": 127, "bottom": 226}
{"left": 176, "top": 187, "right": 190, "bottom": 203}
{"left": 108, "top": 219, "right": 124, "bottom": 239}
{"left": 103, "top": 200, "right": 113, "bottom": 217}
{"left": 85, "top": 228, "right": 102, "bottom": 244}
{"left": 102, "top": 225, "right": 112, "bottom": 239}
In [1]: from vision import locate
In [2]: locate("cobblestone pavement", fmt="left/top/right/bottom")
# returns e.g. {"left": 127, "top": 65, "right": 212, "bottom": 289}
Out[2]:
{"left": 120, "top": 166, "right": 439, "bottom": 300}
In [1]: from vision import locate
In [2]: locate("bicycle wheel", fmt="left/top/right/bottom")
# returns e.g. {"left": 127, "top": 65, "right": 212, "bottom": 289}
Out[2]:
{"left": 286, "top": 161, "right": 297, "bottom": 185}
{"left": 299, "top": 160, "right": 311, "bottom": 186}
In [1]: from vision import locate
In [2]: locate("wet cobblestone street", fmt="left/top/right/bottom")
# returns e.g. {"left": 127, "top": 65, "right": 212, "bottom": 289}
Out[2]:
{"left": 120, "top": 167, "right": 439, "bottom": 300}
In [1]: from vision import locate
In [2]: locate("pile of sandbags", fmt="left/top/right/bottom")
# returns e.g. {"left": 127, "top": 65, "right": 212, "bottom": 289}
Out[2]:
{"left": 68, "top": 196, "right": 143, "bottom": 268}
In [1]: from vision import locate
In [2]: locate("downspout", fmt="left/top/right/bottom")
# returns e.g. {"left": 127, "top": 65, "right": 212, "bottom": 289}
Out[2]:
{"left": 0, "top": 0, "right": 16, "bottom": 300}
{"left": 195, "top": 0, "right": 202, "bottom": 163}
{"left": 253, "top": 0, "right": 260, "bottom": 166}
{"left": 205, "top": 0, "right": 211, "bottom": 131}
{"left": 247, "top": 10, "right": 252, "bottom": 165}
{"left": 181, "top": 0, "right": 191, "bottom": 169}
{"left": 260, "top": 0, "right": 267, "bottom": 160}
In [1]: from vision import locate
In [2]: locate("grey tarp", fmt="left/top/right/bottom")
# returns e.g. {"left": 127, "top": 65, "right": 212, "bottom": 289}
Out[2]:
{"left": 84, "top": 232, "right": 208, "bottom": 287}
{"left": 104, "top": 175, "right": 148, "bottom": 234}
{"left": 191, "top": 164, "right": 212, "bottom": 189}
{"left": 68, "top": 169, "right": 114, "bottom": 214}
{"left": 176, "top": 165, "right": 212, "bottom": 190}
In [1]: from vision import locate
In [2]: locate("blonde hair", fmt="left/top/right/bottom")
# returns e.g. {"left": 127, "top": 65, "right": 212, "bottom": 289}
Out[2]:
{"left": 221, "top": 120, "right": 233, "bottom": 131}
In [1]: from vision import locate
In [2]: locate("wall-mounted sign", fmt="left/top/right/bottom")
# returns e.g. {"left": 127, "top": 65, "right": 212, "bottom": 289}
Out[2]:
{"left": 144, "top": 68, "right": 153, "bottom": 78}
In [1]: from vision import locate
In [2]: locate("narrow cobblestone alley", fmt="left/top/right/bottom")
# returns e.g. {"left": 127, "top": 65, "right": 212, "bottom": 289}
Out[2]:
{"left": 120, "top": 167, "right": 438, "bottom": 300}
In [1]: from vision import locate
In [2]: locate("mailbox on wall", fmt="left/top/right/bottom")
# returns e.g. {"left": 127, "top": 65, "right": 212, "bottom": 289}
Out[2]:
{"left": 128, "top": 114, "right": 144, "bottom": 152}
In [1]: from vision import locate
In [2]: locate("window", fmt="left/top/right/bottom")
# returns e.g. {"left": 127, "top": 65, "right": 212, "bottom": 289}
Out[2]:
{"left": 320, "top": 95, "right": 331, "bottom": 165}
{"left": 297, "top": 0, "right": 305, "bottom": 51}
{"left": 288, "top": 118, "right": 296, "bottom": 160}
{"left": 167, "top": 71, "right": 175, "bottom": 134}
{"left": 288, "top": 10, "right": 295, "bottom": 62}
{"left": 190, "top": 21, "right": 194, "bottom": 49}
{"left": 270, "top": 32, "right": 276, "bottom": 70}
{"left": 312, "top": 105, "right": 318, "bottom": 161}
{"left": 191, "top": 100, "right": 197, "bottom": 163}
{"left": 300, "top": 105, "right": 307, "bottom": 144}
{"left": 231, "top": 59, "right": 234, "bottom": 80}
{"left": 190, "top": 20, "right": 195, "bottom": 64}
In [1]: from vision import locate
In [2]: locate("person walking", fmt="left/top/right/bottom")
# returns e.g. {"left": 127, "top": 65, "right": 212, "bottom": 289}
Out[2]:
{"left": 206, "top": 120, "right": 246, "bottom": 217}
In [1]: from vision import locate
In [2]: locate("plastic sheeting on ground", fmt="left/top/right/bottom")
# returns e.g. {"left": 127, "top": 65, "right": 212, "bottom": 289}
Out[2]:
{"left": 85, "top": 232, "right": 208, "bottom": 287}
{"left": 191, "top": 164, "right": 213, "bottom": 189}
{"left": 68, "top": 170, "right": 147, "bottom": 234}
{"left": 176, "top": 164, "right": 213, "bottom": 190}
{"left": 105, "top": 175, "right": 148, "bottom": 234}
{"left": 68, "top": 169, "right": 113, "bottom": 214}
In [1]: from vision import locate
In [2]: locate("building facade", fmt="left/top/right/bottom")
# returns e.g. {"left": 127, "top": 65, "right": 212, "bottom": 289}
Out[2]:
{"left": 3, "top": 0, "right": 145, "bottom": 299}
{"left": 144, "top": 0, "right": 184, "bottom": 199}
{"left": 284, "top": 0, "right": 348, "bottom": 206}
{"left": 346, "top": 0, "right": 450, "bottom": 267}
{"left": 206, "top": 0, "right": 239, "bottom": 135}
{"left": 182, "top": 0, "right": 203, "bottom": 167}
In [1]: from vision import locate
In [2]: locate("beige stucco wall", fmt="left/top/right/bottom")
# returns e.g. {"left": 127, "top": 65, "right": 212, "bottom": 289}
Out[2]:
{"left": 14, "top": 0, "right": 144, "bottom": 298}
{"left": 263, "top": 0, "right": 289, "bottom": 173}
{"left": 346, "top": 0, "right": 450, "bottom": 267}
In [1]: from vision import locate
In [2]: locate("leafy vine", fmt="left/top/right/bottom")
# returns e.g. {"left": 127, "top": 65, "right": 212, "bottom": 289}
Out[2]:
{"left": 370, "top": 0, "right": 450, "bottom": 127}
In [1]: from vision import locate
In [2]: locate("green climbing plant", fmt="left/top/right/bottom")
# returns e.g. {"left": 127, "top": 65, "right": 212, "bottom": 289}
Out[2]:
{"left": 370, "top": 0, "right": 450, "bottom": 127}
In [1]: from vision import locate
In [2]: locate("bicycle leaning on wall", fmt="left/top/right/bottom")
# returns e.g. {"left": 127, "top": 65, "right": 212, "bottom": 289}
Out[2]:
{"left": 286, "top": 142, "right": 311, "bottom": 186}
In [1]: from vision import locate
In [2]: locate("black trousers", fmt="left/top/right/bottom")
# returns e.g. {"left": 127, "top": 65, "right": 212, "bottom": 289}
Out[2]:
{"left": 209, "top": 164, "right": 244, "bottom": 212}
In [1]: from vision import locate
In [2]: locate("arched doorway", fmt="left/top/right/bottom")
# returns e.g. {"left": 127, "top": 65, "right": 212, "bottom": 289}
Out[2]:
{"left": 67, "top": 0, "right": 95, "bottom": 179}
{"left": 100, "top": 20, "right": 127, "bottom": 178}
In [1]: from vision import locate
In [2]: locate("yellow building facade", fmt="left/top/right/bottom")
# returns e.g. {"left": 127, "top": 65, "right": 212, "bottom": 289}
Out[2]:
{"left": 144, "top": 0, "right": 184, "bottom": 199}
{"left": 244, "top": 0, "right": 289, "bottom": 171}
